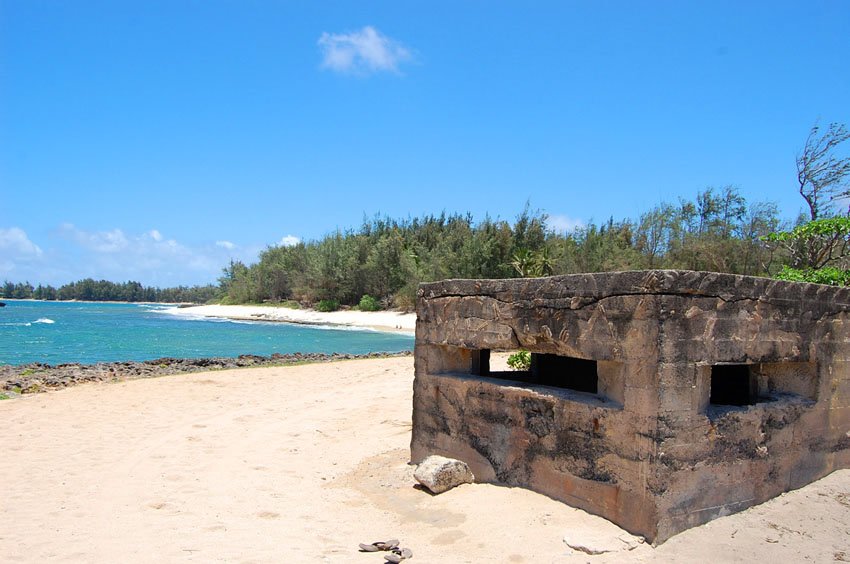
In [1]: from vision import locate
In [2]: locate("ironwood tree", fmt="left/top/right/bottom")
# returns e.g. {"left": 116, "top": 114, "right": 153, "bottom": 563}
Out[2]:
{"left": 797, "top": 122, "right": 850, "bottom": 220}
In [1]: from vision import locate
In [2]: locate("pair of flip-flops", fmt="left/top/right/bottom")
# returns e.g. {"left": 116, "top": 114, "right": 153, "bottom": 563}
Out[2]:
{"left": 358, "top": 539, "right": 414, "bottom": 562}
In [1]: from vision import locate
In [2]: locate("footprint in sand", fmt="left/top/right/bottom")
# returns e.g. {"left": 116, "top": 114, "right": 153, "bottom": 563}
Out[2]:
{"left": 256, "top": 511, "right": 280, "bottom": 519}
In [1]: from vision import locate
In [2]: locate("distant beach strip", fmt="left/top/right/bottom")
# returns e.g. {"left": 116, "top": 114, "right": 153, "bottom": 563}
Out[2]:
{"left": 167, "top": 304, "right": 416, "bottom": 335}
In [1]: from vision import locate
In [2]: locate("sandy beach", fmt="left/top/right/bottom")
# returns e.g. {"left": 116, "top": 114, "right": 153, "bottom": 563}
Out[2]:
{"left": 1, "top": 356, "right": 848, "bottom": 563}
{"left": 170, "top": 304, "right": 417, "bottom": 334}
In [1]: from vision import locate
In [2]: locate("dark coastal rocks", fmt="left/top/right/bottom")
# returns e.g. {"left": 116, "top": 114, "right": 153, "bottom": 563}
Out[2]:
{"left": 0, "top": 350, "right": 412, "bottom": 396}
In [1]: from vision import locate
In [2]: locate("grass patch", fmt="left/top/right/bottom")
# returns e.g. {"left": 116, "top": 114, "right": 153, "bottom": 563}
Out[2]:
{"left": 254, "top": 300, "right": 301, "bottom": 309}
{"left": 21, "top": 382, "right": 43, "bottom": 394}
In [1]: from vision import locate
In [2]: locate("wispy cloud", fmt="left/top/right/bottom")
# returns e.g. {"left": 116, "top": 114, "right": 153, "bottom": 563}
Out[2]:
{"left": 2, "top": 224, "right": 291, "bottom": 287}
{"left": 59, "top": 223, "right": 129, "bottom": 253}
{"left": 548, "top": 214, "right": 585, "bottom": 233}
{"left": 46, "top": 225, "right": 260, "bottom": 286}
{"left": 318, "top": 26, "right": 412, "bottom": 75}
{"left": 0, "top": 223, "right": 301, "bottom": 287}
{"left": 279, "top": 235, "right": 300, "bottom": 247}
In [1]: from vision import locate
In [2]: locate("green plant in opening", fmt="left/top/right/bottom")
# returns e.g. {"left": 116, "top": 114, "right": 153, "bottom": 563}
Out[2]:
{"left": 358, "top": 294, "right": 381, "bottom": 311}
{"left": 507, "top": 350, "right": 531, "bottom": 371}
{"left": 316, "top": 299, "right": 340, "bottom": 312}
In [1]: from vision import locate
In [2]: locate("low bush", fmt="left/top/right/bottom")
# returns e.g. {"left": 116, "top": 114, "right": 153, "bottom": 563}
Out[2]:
{"left": 316, "top": 299, "right": 340, "bottom": 312}
{"left": 392, "top": 284, "right": 418, "bottom": 312}
{"left": 358, "top": 294, "right": 381, "bottom": 311}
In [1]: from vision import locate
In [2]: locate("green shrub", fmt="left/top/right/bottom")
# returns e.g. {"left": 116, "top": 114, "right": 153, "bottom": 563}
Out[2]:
{"left": 316, "top": 299, "right": 340, "bottom": 312}
{"left": 358, "top": 294, "right": 381, "bottom": 311}
{"left": 507, "top": 350, "right": 531, "bottom": 371}
{"left": 774, "top": 265, "right": 850, "bottom": 286}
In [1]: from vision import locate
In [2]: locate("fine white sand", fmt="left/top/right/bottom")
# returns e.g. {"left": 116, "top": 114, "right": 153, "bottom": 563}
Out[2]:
{"left": 169, "top": 304, "right": 416, "bottom": 334}
{"left": 1, "top": 357, "right": 848, "bottom": 563}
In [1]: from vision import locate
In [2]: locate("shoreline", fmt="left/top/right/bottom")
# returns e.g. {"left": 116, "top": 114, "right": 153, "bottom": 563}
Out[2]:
{"left": 0, "top": 351, "right": 413, "bottom": 397}
{"left": 168, "top": 304, "right": 417, "bottom": 335}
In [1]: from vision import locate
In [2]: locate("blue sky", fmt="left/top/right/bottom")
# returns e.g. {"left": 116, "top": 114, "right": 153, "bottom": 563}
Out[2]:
{"left": 2, "top": 1, "right": 849, "bottom": 286}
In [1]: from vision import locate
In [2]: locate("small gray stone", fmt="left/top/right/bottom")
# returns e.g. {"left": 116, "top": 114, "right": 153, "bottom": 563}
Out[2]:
{"left": 413, "top": 455, "right": 474, "bottom": 494}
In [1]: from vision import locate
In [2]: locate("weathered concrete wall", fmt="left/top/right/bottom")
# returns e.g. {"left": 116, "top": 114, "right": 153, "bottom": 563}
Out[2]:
{"left": 410, "top": 270, "right": 850, "bottom": 543}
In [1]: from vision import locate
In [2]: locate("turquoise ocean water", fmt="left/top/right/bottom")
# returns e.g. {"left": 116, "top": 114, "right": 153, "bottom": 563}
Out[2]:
{"left": 0, "top": 301, "right": 413, "bottom": 366}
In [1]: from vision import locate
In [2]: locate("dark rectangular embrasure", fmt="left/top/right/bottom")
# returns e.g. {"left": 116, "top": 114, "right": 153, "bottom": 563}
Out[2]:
{"left": 710, "top": 364, "right": 757, "bottom": 406}
{"left": 532, "top": 353, "right": 598, "bottom": 393}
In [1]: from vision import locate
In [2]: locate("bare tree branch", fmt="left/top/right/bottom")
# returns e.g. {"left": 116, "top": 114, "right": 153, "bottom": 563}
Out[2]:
{"left": 797, "top": 122, "right": 850, "bottom": 220}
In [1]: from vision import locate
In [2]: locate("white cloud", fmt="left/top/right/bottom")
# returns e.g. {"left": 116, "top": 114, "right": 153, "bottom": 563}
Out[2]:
{"left": 148, "top": 229, "right": 163, "bottom": 242}
{"left": 216, "top": 240, "right": 236, "bottom": 250}
{"left": 548, "top": 214, "right": 586, "bottom": 233}
{"left": 279, "top": 235, "right": 300, "bottom": 247}
{"left": 0, "top": 227, "right": 43, "bottom": 258}
{"left": 318, "top": 26, "right": 412, "bottom": 75}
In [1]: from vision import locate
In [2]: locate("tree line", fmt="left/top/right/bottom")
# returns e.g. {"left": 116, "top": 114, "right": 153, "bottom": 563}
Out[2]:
{"left": 1, "top": 279, "right": 220, "bottom": 304}
{"left": 220, "top": 122, "right": 850, "bottom": 309}
{"left": 218, "top": 186, "right": 790, "bottom": 310}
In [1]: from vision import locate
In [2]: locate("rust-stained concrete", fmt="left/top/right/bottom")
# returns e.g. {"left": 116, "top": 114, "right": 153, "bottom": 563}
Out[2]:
{"left": 410, "top": 270, "right": 850, "bottom": 543}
